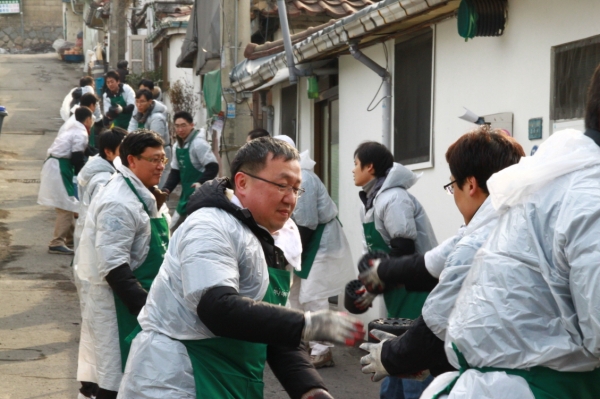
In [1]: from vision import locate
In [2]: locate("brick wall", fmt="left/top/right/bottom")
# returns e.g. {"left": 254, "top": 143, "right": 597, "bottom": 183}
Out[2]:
{"left": 0, "top": 0, "right": 63, "bottom": 50}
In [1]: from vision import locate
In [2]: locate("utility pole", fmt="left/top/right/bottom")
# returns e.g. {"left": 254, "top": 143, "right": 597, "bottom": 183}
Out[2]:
{"left": 219, "top": 0, "right": 254, "bottom": 177}
{"left": 108, "top": 0, "right": 129, "bottom": 67}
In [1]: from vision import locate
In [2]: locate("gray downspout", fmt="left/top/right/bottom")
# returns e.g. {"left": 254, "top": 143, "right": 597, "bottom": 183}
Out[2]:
{"left": 349, "top": 43, "right": 392, "bottom": 149}
{"left": 276, "top": 0, "right": 311, "bottom": 84}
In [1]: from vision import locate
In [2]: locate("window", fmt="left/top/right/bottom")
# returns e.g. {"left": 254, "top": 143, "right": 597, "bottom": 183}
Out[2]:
{"left": 129, "top": 35, "right": 146, "bottom": 74}
{"left": 393, "top": 29, "right": 434, "bottom": 168}
{"left": 280, "top": 84, "right": 298, "bottom": 143}
{"left": 551, "top": 35, "right": 600, "bottom": 131}
{"left": 314, "top": 88, "right": 339, "bottom": 207}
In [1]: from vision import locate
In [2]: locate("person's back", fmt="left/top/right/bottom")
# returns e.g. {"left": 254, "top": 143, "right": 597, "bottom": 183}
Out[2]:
{"left": 362, "top": 162, "right": 438, "bottom": 256}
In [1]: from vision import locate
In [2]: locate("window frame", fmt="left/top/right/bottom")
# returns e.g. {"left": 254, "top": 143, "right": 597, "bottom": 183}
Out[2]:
{"left": 391, "top": 26, "right": 435, "bottom": 171}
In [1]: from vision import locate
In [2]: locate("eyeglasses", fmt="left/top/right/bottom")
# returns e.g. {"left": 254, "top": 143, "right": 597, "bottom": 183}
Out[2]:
{"left": 137, "top": 155, "right": 169, "bottom": 165}
{"left": 242, "top": 172, "right": 305, "bottom": 198}
{"left": 443, "top": 180, "right": 457, "bottom": 195}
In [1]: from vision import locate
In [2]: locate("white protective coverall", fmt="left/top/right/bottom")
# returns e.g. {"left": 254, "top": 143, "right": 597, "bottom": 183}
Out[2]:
{"left": 37, "top": 119, "right": 88, "bottom": 212}
{"left": 434, "top": 129, "right": 600, "bottom": 399}
{"left": 102, "top": 84, "right": 136, "bottom": 119}
{"left": 117, "top": 195, "right": 270, "bottom": 399}
{"left": 360, "top": 163, "right": 438, "bottom": 256}
{"left": 421, "top": 197, "right": 497, "bottom": 342}
{"left": 128, "top": 101, "right": 171, "bottom": 188}
{"left": 74, "top": 155, "right": 117, "bottom": 249}
{"left": 291, "top": 150, "right": 354, "bottom": 305}
{"left": 76, "top": 163, "right": 169, "bottom": 390}
{"left": 61, "top": 85, "right": 102, "bottom": 122}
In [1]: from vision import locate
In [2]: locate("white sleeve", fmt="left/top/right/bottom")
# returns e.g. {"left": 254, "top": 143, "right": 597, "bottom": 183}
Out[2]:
{"left": 71, "top": 131, "right": 89, "bottom": 153}
{"left": 148, "top": 115, "right": 169, "bottom": 144}
{"left": 378, "top": 189, "right": 417, "bottom": 241}
{"left": 171, "top": 142, "right": 180, "bottom": 170}
{"left": 424, "top": 229, "right": 464, "bottom": 278}
{"left": 124, "top": 84, "right": 136, "bottom": 106}
{"left": 190, "top": 137, "right": 217, "bottom": 170}
{"left": 95, "top": 201, "right": 142, "bottom": 278}
{"left": 563, "top": 191, "right": 600, "bottom": 357}
{"left": 179, "top": 215, "right": 240, "bottom": 306}
{"left": 103, "top": 93, "right": 111, "bottom": 115}
{"left": 127, "top": 113, "right": 137, "bottom": 132}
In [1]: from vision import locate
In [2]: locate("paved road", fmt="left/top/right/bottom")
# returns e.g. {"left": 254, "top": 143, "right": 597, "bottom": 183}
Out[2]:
{"left": 0, "top": 53, "right": 381, "bottom": 399}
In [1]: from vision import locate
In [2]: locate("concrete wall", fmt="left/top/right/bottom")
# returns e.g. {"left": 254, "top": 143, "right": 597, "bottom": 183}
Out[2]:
{"left": 63, "top": 3, "right": 84, "bottom": 43}
{"left": 272, "top": 0, "right": 600, "bottom": 285}
{"left": 0, "top": 0, "right": 63, "bottom": 50}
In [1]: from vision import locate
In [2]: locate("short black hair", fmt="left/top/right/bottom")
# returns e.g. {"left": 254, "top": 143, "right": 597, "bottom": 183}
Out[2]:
{"left": 354, "top": 141, "right": 394, "bottom": 178}
{"left": 80, "top": 76, "right": 94, "bottom": 87}
{"left": 106, "top": 70, "right": 120, "bottom": 82}
{"left": 117, "top": 60, "right": 128, "bottom": 69}
{"left": 119, "top": 130, "right": 164, "bottom": 167}
{"left": 139, "top": 79, "right": 154, "bottom": 91}
{"left": 247, "top": 128, "right": 270, "bottom": 140}
{"left": 80, "top": 93, "right": 98, "bottom": 107}
{"left": 74, "top": 106, "right": 92, "bottom": 124}
{"left": 98, "top": 127, "right": 127, "bottom": 159}
{"left": 585, "top": 63, "right": 600, "bottom": 130}
{"left": 230, "top": 137, "right": 299, "bottom": 181}
{"left": 173, "top": 111, "right": 193, "bottom": 124}
{"left": 135, "top": 89, "right": 153, "bottom": 101}
{"left": 445, "top": 125, "right": 525, "bottom": 194}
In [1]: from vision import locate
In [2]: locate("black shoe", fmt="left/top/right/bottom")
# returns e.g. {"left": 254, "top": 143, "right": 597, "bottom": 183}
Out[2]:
{"left": 48, "top": 245, "right": 74, "bottom": 255}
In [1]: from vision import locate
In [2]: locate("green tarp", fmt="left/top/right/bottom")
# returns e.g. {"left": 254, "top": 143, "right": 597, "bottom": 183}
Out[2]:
{"left": 203, "top": 69, "right": 222, "bottom": 118}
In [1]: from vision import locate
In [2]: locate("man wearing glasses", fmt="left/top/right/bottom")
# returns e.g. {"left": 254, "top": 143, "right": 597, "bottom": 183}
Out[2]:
{"left": 76, "top": 130, "right": 170, "bottom": 399}
{"left": 357, "top": 127, "right": 524, "bottom": 391}
{"left": 161, "top": 111, "right": 219, "bottom": 231}
{"left": 118, "top": 137, "right": 364, "bottom": 399}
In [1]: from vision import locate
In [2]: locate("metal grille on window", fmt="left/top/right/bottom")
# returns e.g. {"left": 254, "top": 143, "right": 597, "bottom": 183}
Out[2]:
{"left": 552, "top": 35, "right": 600, "bottom": 122}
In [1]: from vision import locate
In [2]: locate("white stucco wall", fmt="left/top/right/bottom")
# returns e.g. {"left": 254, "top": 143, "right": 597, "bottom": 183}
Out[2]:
{"left": 63, "top": 3, "right": 84, "bottom": 43}
{"left": 162, "top": 34, "right": 196, "bottom": 117}
{"left": 270, "top": 0, "right": 600, "bottom": 320}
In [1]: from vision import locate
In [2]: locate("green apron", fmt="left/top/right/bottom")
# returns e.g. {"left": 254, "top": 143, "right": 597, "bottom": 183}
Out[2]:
{"left": 137, "top": 121, "right": 144, "bottom": 129}
{"left": 110, "top": 93, "right": 132, "bottom": 130}
{"left": 48, "top": 156, "right": 75, "bottom": 197}
{"left": 89, "top": 125, "right": 96, "bottom": 148}
{"left": 294, "top": 223, "right": 326, "bottom": 279}
{"left": 432, "top": 344, "right": 600, "bottom": 399}
{"left": 362, "top": 222, "right": 428, "bottom": 319}
{"left": 175, "top": 130, "right": 204, "bottom": 216}
{"left": 113, "top": 176, "right": 169, "bottom": 370}
{"left": 180, "top": 266, "right": 291, "bottom": 398}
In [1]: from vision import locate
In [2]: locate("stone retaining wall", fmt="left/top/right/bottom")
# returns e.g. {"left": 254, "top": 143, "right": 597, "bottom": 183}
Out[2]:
{"left": 0, "top": 0, "right": 63, "bottom": 51}
{"left": 0, "top": 25, "right": 63, "bottom": 51}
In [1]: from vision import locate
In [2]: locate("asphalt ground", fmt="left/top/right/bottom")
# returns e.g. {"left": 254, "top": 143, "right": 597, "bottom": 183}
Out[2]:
{"left": 0, "top": 53, "right": 381, "bottom": 399}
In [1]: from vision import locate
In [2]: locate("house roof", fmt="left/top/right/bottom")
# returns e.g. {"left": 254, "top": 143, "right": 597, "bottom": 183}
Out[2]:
{"left": 252, "top": 0, "right": 375, "bottom": 19}
{"left": 147, "top": 5, "right": 193, "bottom": 44}
{"left": 231, "top": 0, "right": 460, "bottom": 92}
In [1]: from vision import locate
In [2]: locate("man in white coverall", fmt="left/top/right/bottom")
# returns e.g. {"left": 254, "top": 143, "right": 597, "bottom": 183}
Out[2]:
{"left": 118, "top": 137, "right": 364, "bottom": 399}
{"left": 272, "top": 135, "right": 355, "bottom": 368}
{"left": 38, "top": 107, "right": 93, "bottom": 255}
{"left": 76, "top": 130, "right": 170, "bottom": 399}
{"left": 73, "top": 127, "right": 127, "bottom": 399}
{"left": 356, "top": 128, "right": 524, "bottom": 386}
{"left": 424, "top": 65, "right": 600, "bottom": 399}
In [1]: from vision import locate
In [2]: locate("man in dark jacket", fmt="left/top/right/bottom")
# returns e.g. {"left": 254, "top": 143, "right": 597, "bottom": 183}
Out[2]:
{"left": 118, "top": 137, "right": 364, "bottom": 399}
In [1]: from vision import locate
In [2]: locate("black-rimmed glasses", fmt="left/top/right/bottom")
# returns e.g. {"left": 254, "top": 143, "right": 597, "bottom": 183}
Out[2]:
{"left": 443, "top": 180, "right": 456, "bottom": 195}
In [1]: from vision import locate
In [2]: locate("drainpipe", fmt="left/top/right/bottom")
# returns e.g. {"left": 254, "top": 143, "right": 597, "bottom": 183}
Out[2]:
{"left": 349, "top": 43, "right": 392, "bottom": 149}
{"left": 276, "top": 0, "right": 310, "bottom": 84}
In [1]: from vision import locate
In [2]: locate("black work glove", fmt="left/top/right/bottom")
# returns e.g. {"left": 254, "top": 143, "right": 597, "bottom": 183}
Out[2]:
{"left": 123, "top": 104, "right": 135, "bottom": 114}
{"left": 357, "top": 251, "right": 389, "bottom": 294}
{"left": 105, "top": 105, "right": 122, "bottom": 119}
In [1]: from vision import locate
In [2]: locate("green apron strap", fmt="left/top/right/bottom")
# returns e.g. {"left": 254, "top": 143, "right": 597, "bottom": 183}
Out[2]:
{"left": 175, "top": 129, "right": 204, "bottom": 216}
{"left": 89, "top": 125, "right": 96, "bottom": 148}
{"left": 295, "top": 223, "right": 326, "bottom": 279}
{"left": 362, "top": 221, "right": 428, "bottom": 319}
{"left": 122, "top": 176, "right": 151, "bottom": 214}
{"left": 181, "top": 266, "right": 291, "bottom": 398}
{"left": 433, "top": 344, "right": 600, "bottom": 399}
{"left": 113, "top": 175, "right": 169, "bottom": 370}
{"left": 111, "top": 94, "right": 132, "bottom": 130}
{"left": 48, "top": 156, "right": 76, "bottom": 197}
